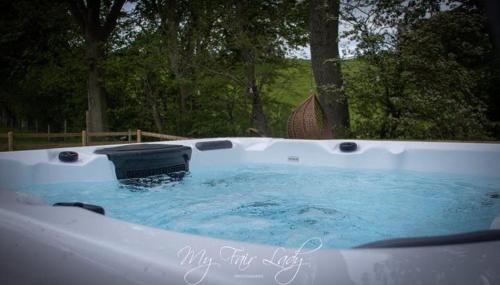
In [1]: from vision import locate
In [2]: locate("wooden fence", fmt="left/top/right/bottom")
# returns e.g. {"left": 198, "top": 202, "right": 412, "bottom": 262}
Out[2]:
{"left": 0, "top": 130, "right": 187, "bottom": 152}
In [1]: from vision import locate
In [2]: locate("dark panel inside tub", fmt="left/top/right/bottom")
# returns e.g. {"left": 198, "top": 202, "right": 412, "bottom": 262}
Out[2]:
{"left": 356, "top": 229, "right": 500, "bottom": 248}
{"left": 95, "top": 144, "right": 192, "bottom": 180}
{"left": 339, "top": 142, "right": 357, "bottom": 152}
{"left": 195, "top": 140, "right": 233, "bottom": 151}
{"left": 53, "top": 202, "right": 105, "bottom": 215}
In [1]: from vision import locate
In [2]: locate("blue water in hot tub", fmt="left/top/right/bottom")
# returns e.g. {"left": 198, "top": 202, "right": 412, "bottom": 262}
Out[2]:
{"left": 18, "top": 164, "right": 500, "bottom": 248}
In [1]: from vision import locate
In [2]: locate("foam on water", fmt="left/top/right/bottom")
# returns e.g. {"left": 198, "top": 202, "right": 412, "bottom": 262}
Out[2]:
{"left": 18, "top": 164, "right": 500, "bottom": 248}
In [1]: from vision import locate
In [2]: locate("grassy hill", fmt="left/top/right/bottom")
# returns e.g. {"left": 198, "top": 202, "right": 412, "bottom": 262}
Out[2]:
{"left": 266, "top": 59, "right": 315, "bottom": 107}
{"left": 268, "top": 58, "right": 362, "bottom": 107}
{"left": 265, "top": 58, "right": 362, "bottom": 137}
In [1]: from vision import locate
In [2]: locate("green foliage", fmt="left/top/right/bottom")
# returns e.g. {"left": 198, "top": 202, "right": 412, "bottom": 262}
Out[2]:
{"left": 343, "top": 1, "right": 498, "bottom": 140}
{"left": 0, "top": 0, "right": 87, "bottom": 131}
{"left": 1, "top": 0, "right": 498, "bottom": 140}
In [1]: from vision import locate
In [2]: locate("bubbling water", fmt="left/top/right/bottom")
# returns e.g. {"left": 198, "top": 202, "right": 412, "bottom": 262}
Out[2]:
{"left": 19, "top": 164, "right": 500, "bottom": 248}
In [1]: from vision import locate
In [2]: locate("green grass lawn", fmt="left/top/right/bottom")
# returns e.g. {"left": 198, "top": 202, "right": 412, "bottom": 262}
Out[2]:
{"left": 266, "top": 59, "right": 315, "bottom": 107}
{"left": 0, "top": 125, "right": 12, "bottom": 133}
{"left": 267, "top": 58, "right": 363, "bottom": 107}
{"left": 265, "top": 58, "right": 363, "bottom": 137}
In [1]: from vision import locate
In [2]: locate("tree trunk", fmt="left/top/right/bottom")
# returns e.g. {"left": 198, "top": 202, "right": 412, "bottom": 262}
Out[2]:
{"left": 243, "top": 48, "right": 268, "bottom": 136}
{"left": 310, "top": 0, "right": 349, "bottom": 137}
{"left": 144, "top": 74, "right": 164, "bottom": 133}
{"left": 151, "top": 101, "right": 164, "bottom": 133}
{"left": 483, "top": 0, "right": 500, "bottom": 126}
{"left": 87, "top": 41, "right": 108, "bottom": 132}
{"left": 67, "top": 0, "right": 125, "bottom": 132}
{"left": 178, "top": 82, "right": 191, "bottom": 131}
{"left": 161, "top": 0, "right": 194, "bottom": 136}
{"left": 250, "top": 86, "right": 268, "bottom": 136}
{"left": 235, "top": 0, "right": 268, "bottom": 136}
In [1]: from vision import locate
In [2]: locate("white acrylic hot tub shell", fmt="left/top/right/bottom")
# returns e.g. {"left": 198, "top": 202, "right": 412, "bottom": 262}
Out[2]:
{"left": 0, "top": 138, "right": 499, "bottom": 285}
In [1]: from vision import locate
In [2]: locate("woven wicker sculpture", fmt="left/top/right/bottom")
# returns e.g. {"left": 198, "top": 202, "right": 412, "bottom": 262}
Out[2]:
{"left": 287, "top": 93, "right": 333, "bottom": 139}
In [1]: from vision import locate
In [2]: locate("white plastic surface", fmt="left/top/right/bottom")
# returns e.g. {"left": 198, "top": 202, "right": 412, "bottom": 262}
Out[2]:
{"left": 0, "top": 138, "right": 499, "bottom": 285}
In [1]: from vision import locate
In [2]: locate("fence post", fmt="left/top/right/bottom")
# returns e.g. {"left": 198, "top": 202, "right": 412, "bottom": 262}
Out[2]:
{"left": 7, "top": 131, "right": 13, "bottom": 151}
{"left": 64, "top": 120, "right": 67, "bottom": 142}
{"left": 47, "top": 124, "right": 51, "bottom": 142}
{"left": 136, "top": 129, "right": 142, "bottom": 143}
{"left": 128, "top": 129, "right": 132, "bottom": 143}
{"left": 82, "top": 130, "right": 87, "bottom": 146}
{"left": 85, "top": 110, "right": 91, "bottom": 144}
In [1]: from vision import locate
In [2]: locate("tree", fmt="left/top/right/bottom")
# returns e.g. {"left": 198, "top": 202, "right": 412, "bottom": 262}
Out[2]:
{"left": 67, "top": 0, "right": 126, "bottom": 132}
{"left": 342, "top": 0, "right": 496, "bottom": 139}
{"left": 234, "top": 0, "right": 269, "bottom": 136}
{"left": 309, "top": 0, "right": 349, "bottom": 138}
{"left": 213, "top": 0, "right": 308, "bottom": 136}
{"left": 137, "top": 0, "right": 219, "bottom": 135}
{"left": 0, "top": 0, "right": 87, "bottom": 131}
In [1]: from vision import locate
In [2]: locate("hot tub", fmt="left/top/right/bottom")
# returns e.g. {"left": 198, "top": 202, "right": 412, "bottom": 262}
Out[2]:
{"left": 0, "top": 138, "right": 499, "bottom": 285}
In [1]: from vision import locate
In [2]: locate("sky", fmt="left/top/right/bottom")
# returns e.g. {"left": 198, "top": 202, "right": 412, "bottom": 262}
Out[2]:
{"left": 288, "top": 7, "right": 360, "bottom": 60}
{"left": 123, "top": 1, "right": 358, "bottom": 60}
{"left": 289, "top": 25, "right": 358, "bottom": 60}
{"left": 289, "top": 38, "right": 358, "bottom": 59}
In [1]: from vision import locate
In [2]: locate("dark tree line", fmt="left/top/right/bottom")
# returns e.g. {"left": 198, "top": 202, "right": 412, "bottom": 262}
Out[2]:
{"left": 1, "top": 0, "right": 498, "bottom": 140}
{"left": 68, "top": 0, "right": 126, "bottom": 132}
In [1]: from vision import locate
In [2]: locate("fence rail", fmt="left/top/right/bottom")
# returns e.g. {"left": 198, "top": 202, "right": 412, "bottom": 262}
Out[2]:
{"left": 12, "top": 132, "right": 82, "bottom": 138}
{"left": 87, "top": 131, "right": 130, "bottom": 137}
{"left": 0, "top": 130, "right": 188, "bottom": 152}
{"left": 141, "top": 131, "right": 186, "bottom": 141}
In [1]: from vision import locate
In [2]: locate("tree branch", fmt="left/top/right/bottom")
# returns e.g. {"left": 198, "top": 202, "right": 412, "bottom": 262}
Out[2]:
{"left": 87, "top": 0, "right": 102, "bottom": 35}
{"left": 189, "top": 62, "right": 245, "bottom": 86}
{"left": 102, "top": 0, "right": 126, "bottom": 40}
{"left": 67, "top": 0, "right": 88, "bottom": 33}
